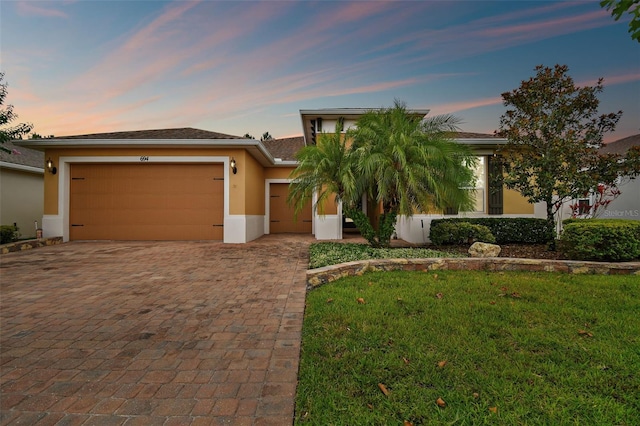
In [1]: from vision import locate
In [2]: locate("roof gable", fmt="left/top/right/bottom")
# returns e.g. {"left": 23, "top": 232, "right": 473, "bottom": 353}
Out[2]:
{"left": 54, "top": 127, "right": 243, "bottom": 140}
{"left": 600, "top": 134, "right": 640, "bottom": 155}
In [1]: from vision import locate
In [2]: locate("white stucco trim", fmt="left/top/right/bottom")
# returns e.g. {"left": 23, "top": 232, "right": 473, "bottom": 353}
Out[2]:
{"left": 0, "top": 161, "right": 44, "bottom": 174}
{"left": 224, "top": 215, "right": 264, "bottom": 243}
{"left": 53, "top": 156, "right": 241, "bottom": 242}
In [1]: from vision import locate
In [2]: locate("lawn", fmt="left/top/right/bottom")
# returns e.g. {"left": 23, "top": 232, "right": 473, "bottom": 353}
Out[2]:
{"left": 295, "top": 270, "right": 640, "bottom": 425}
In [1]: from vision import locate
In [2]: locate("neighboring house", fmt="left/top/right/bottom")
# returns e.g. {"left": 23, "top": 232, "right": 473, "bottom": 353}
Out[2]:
{"left": 0, "top": 140, "right": 44, "bottom": 239}
{"left": 14, "top": 109, "right": 543, "bottom": 244}
{"left": 557, "top": 134, "right": 640, "bottom": 222}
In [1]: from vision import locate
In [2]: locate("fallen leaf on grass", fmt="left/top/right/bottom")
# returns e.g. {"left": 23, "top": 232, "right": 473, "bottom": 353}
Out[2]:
{"left": 472, "top": 392, "right": 479, "bottom": 399}
{"left": 433, "top": 274, "right": 438, "bottom": 280}
{"left": 436, "top": 397, "right": 446, "bottom": 407}
{"left": 510, "top": 292, "right": 521, "bottom": 298}
{"left": 435, "top": 292, "right": 444, "bottom": 299}
{"left": 500, "top": 286, "right": 508, "bottom": 292}
{"left": 378, "top": 383, "right": 390, "bottom": 396}
{"left": 326, "top": 298, "right": 334, "bottom": 303}
{"left": 402, "top": 357, "right": 410, "bottom": 364}
{"left": 489, "top": 301, "right": 496, "bottom": 305}
{"left": 578, "top": 330, "right": 594, "bottom": 337}
{"left": 404, "top": 421, "right": 414, "bottom": 426}
{"left": 489, "top": 406, "right": 498, "bottom": 414}
{"left": 367, "top": 403, "right": 373, "bottom": 410}
{"left": 357, "top": 297, "right": 366, "bottom": 304}
{"left": 437, "top": 360, "right": 447, "bottom": 368}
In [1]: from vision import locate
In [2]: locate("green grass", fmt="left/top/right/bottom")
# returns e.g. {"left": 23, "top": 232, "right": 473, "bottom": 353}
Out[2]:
{"left": 309, "top": 242, "right": 463, "bottom": 269}
{"left": 295, "top": 270, "right": 640, "bottom": 425}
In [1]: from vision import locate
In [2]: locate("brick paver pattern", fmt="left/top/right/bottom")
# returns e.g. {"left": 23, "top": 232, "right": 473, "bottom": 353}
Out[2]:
{"left": 1, "top": 235, "right": 312, "bottom": 425}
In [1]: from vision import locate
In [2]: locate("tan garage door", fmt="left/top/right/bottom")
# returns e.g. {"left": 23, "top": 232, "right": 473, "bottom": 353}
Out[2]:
{"left": 70, "top": 164, "right": 224, "bottom": 241}
{"left": 269, "top": 183, "right": 312, "bottom": 233}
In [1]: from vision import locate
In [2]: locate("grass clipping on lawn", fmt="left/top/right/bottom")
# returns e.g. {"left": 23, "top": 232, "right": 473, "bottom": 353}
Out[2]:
{"left": 295, "top": 271, "right": 640, "bottom": 425}
{"left": 308, "top": 242, "right": 463, "bottom": 269}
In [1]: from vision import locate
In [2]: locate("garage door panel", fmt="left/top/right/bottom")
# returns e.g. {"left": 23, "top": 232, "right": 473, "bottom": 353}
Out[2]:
{"left": 70, "top": 164, "right": 224, "bottom": 241}
{"left": 269, "top": 183, "right": 312, "bottom": 234}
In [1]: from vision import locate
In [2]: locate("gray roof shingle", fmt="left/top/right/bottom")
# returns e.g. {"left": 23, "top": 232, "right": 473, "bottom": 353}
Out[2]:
{"left": 261, "top": 137, "right": 305, "bottom": 161}
{"left": 55, "top": 127, "right": 244, "bottom": 140}
{"left": 600, "top": 134, "right": 640, "bottom": 155}
{"left": 0, "top": 140, "right": 44, "bottom": 169}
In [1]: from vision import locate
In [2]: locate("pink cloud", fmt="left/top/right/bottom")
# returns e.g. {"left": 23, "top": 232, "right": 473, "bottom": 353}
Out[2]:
{"left": 16, "top": 0, "right": 68, "bottom": 18}
{"left": 428, "top": 97, "right": 504, "bottom": 116}
{"left": 578, "top": 72, "right": 640, "bottom": 87}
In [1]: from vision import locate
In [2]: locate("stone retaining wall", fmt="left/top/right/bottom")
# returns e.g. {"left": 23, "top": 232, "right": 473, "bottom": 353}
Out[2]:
{"left": 307, "top": 257, "right": 640, "bottom": 289}
{"left": 1, "top": 237, "right": 64, "bottom": 254}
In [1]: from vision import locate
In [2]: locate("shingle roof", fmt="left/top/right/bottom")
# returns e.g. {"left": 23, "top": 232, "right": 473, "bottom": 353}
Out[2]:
{"left": 55, "top": 127, "right": 244, "bottom": 140}
{"left": 261, "top": 137, "right": 305, "bottom": 161}
{"left": 600, "top": 134, "right": 640, "bottom": 155}
{"left": 0, "top": 140, "right": 44, "bottom": 169}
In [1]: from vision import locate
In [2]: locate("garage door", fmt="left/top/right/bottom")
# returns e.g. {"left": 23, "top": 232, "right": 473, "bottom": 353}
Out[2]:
{"left": 70, "top": 164, "right": 224, "bottom": 241}
{"left": 269, "top": 183, "right": 312, "bottom": 233}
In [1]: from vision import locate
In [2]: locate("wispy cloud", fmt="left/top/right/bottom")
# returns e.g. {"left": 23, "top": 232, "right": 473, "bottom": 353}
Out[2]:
{"left": 16, "top": 0, "right": 68, "bottom": 18}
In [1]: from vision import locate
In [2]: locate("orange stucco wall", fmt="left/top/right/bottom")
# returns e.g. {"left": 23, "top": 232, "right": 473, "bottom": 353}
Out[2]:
{"left": 503, "top": 188, "right": 534, "bottom": 214}
{"left": 264, "top": 167, "right": 297, "bottom": 180}
{"left": 242, "top": 152, "right": 265, "bottom": 216}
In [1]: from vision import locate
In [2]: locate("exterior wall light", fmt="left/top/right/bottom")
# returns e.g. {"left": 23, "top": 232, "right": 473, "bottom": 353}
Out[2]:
{"left": 46, "top": 158, "right": 57, "bottom": 175}
{"left": 230, "top": 157, "right": 237, "bottom": 174}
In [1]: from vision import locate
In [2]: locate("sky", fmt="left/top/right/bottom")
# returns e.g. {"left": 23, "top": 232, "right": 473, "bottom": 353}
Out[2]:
{"left": 1, "top": 0, "right": 639, "bottom": 143}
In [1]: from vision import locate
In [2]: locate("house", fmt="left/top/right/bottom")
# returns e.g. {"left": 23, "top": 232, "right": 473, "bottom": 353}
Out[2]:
{"left": 0, "top": 140, "right": 45, "bottom": 239}
{"left": 14, "top": 109, "right": 542, "bottom": 244}
{"left": 597, "top": 134, "right": 639, "bottom": 220}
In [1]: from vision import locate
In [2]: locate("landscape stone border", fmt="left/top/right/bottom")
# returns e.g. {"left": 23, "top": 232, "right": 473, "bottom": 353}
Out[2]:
{"left": 1, "top": 237, "right": 64, "bottom": 254}
{"left": 307, "top": 257, "right": 640, "bottom": 289}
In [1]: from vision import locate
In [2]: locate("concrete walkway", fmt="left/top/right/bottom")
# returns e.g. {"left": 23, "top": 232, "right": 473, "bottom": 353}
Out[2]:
{"left": 1, "top": 235, "right": 313, "bottom": 425}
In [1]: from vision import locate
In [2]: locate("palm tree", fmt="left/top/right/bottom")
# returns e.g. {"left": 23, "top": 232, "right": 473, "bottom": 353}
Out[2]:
{"left": 287, "top": 120, "right": 359, "bottom": 217}
{"left": 350, "top": 101, "right": 477, "bottom": 246}
{"left": 288, "top": 100, "right": 477, "bottom": 248}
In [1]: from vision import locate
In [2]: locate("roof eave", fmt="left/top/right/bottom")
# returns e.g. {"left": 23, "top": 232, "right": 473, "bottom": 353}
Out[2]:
{"left": 14, "top": 138, "right": 279, "bottom": 167}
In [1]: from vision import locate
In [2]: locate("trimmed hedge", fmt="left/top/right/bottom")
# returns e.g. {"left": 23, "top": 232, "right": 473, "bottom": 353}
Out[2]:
{"left": 0, "top": 225, "right": 19, "bottom": 245}
{"left": 559, "top": 219, "right": 640, "bottom": 262}
{"left": 429, "top": 222, "right": 496, "bottom": 245}
{"left": 430, "top": 218, "right": 554, "bottom": 244}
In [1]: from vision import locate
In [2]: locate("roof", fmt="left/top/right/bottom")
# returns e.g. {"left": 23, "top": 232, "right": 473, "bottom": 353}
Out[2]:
{"left": 0, "top": 140, "right": 44, "bottom": 172}
{"left": 53, "top": 127, "right": 243, "bottom": 140}
{"left": 600, "top": 134, "right": 640, "bottom": 155}
{"left": 261, "top": 137, "right": 304, "bottom": 161}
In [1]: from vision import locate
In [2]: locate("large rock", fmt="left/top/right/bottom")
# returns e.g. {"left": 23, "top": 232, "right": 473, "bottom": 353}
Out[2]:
{"left": 469, "top": 242, "right": 501, "bottom": 258}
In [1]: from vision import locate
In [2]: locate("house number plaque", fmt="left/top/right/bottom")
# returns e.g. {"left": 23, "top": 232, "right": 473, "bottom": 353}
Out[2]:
{"left": 140, "top": 156, "right": 149, "bottom": 162}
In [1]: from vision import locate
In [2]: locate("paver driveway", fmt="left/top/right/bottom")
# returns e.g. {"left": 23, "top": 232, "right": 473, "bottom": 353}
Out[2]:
{"left": 1, "top": 235, "right": 313, "bottom": 425}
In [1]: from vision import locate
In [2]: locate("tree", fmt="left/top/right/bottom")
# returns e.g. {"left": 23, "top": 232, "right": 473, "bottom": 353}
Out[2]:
{"left": 349, "top": 101, "right": 476, "bottom": 247}
{"left": 243, "top": 133, "right": 254, "bottom": 139}
{"left": 0, "top": 72, "right": 33, "bottom": 153}
{"left": 288, "top": 100, "right": 477, "bottom": 248}
{"left": 496, "top": 64, "right": 636, "bottom": 240}
{"left": 600, "top": 0, "right": 640, "bottom": 42}
{"left": 261, "top": 132, "right": 273, "bottom": 141}
{"left": 287, "top": 119, "right": 358, "bottom": 217}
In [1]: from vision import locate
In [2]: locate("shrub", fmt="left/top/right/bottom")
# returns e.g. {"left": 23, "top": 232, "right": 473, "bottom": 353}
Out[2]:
{"left": 429, "top": 222, "right": 496, "bottom": 245}
{"left": 558, "top": 220, "right": 640, "bottom": 262}
{"left": 0, "top": 225, "right": 20, "bottom": 244}
{"left": 430, "top": 218, "right": 554, "bottom": 244}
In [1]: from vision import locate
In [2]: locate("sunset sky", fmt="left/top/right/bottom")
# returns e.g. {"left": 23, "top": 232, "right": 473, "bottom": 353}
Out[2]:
{"left": 1, "top": 0, "right": 638, "bottom": 142}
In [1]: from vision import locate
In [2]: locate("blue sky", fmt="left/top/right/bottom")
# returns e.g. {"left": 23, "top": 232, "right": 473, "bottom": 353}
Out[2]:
{"left": 1, "top": 0, "right": 638, "bottom": 142}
